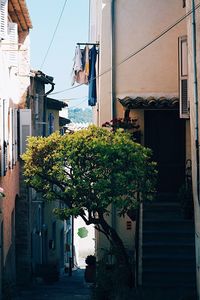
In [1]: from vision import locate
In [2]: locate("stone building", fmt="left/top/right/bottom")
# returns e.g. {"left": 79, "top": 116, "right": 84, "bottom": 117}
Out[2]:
{"left": 89, "top": 0, "right": 196, "bottom": 298}
{"left": 0, "top": 0, "right": 32, "bottom": 296}
{"left": 16, "top": 70, "right": 69, "bottom": 285}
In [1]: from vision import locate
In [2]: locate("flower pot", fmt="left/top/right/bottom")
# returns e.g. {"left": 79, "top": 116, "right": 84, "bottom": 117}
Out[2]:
{"left": 84, "top": 265, "right": 96, "bottom": 283}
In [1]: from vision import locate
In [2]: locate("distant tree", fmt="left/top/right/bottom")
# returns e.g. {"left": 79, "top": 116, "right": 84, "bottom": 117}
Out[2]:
{"left": 22, "top": 126, "right": 156, "bottom": 270}
{"left": 68, "top": 107, "right": 92, "bottom": 123}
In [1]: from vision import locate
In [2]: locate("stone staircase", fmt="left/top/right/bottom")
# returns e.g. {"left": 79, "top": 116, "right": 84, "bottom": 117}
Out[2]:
{"left": 142, "top": 193, "right": 196, "bottom": 295}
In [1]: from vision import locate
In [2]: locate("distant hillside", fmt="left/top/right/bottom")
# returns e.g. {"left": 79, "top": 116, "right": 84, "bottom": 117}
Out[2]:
{"left": 68, "top": 108, "right": 93, "bottom": 123}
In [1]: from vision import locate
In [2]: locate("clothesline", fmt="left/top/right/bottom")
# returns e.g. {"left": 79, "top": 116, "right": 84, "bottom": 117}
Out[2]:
{"left": 76, "top": 42, "right": 99, "bottom": 46}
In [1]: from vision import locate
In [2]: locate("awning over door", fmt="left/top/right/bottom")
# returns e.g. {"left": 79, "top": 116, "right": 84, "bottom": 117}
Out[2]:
{"left": 118, "top": 96, "right": 179, "bottom": 110}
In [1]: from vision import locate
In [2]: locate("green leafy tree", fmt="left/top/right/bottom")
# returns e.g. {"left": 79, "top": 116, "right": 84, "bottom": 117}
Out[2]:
{"left": 22, "top": 125, "right": 156, "bottom": 268}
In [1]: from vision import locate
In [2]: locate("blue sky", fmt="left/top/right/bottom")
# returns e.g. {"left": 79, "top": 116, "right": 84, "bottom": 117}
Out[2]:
{"left": 26, "top": 0, "right": 89, "bottom": 108}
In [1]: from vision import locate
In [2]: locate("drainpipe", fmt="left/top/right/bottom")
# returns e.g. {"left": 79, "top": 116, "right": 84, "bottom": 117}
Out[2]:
{"left": 191, "top": 0, "right": 200, "bottom": 203}
{"left": 111, "top": 0, "right": 116, "bottom": 231}
{"left": 111, "top": 0, "right": 116, "bottom": 121}
{"left": 43, "top": 82, "right": 55, "bottom": 137}
{"left": 191, "top": 2, "right": 200, "bottom": 297}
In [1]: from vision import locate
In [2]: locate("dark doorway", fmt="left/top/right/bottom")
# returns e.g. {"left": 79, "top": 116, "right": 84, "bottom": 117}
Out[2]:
{"left": 144, "top": 110, "right": 185, "bottom": 193}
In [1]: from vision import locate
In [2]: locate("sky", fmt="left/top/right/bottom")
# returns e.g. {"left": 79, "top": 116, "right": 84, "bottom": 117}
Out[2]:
{"left": 26, "top": 0, "right": 89, "bottom": 108}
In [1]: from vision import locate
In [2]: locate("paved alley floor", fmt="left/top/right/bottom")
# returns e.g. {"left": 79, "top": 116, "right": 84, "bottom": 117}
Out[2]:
{"left": 13, "top": 269, "right": 92, "bottom": 300}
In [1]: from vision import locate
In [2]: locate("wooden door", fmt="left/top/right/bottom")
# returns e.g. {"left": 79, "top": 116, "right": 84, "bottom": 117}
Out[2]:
{"left": 144, "top": 110, "right": 185, "bottom": 193}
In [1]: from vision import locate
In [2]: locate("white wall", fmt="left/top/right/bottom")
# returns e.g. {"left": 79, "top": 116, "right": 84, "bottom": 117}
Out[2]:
{"left": 74, "top": 216, "right": 95, "bottom": 267}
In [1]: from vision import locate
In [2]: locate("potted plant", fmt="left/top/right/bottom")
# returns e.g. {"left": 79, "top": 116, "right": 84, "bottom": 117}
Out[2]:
{"left": 84, "top": 255, "right": 96, "bottom": 283}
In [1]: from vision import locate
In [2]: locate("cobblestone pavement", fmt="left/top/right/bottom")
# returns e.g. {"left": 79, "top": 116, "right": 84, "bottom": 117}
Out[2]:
{"left": 13, "top": 269, "right": 92, "bottom": 300}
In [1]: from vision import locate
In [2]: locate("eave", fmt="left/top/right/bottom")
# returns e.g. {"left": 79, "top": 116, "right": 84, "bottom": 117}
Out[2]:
{"left": 47, "top": 98, "right": 68, "bottom": 111}
{"left": 59, "top": 117, "right": 71, "bottom": 127}
{"left": 118, "top": 96, "right": 179, "bottom": 110}
{"left": 9, "top": 0, "right": 32, "bottom": 32}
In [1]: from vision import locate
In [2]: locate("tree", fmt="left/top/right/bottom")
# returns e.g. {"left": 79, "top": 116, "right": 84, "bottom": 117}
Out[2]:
{"left": 22, "top": 125, "right": 156, "bottom": 269}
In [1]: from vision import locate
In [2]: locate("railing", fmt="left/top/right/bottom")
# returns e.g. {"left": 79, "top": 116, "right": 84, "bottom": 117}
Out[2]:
{"left": 134, "top": 200, "right": 143, "bottom": 287}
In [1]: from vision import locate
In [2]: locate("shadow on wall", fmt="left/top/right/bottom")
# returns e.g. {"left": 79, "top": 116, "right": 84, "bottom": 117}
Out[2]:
{"left": 2, "top": 245, "right": 16, "bottom": 299}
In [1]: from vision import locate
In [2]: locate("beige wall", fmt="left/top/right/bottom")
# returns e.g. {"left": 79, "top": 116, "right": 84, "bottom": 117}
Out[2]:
{"left": 46, "top": 108, "right": 60, "bottom": 135}
{"left": 44, "top": 201, "right": 64, "bottom": 265}
{"left": 93, "top": 0, "right": 186, "bottom": 125}
{"left": 115, "top": 0, "right": 185, "bottom": 96}
{"left": 90, "top": 0, "right": 190, "bottom": 263}
{"left": 18, "top": 33, "right": 31, "bottom": 107}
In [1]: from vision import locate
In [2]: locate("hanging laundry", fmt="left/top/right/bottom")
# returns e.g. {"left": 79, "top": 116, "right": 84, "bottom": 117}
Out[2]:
{"left": 71, "top": 45, "right": 90, "bottom": 85}
{"left": 83, "top": 46, "right": 90, "bottom": 78}
{"left": 76, "top": 46, "right": 89, "bottom": 85}
{"left": 88, "top": 45, "right": 97, "bottom": 106}
{"left": 71, "top": 45, "right": 82, "bottom": 86}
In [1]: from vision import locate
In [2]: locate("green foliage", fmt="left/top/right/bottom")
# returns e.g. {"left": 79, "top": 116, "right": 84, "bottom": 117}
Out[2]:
{"left": 22, "top": 125, "right": 157, "bottom": 220}
{"left": 92, "top": 258, "right": 134, "bottom": 300}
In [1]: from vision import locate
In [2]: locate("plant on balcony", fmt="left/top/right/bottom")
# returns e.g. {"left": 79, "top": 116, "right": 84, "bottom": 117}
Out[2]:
{"left": 102, "top": 117, "right": 141, "bottom": 143}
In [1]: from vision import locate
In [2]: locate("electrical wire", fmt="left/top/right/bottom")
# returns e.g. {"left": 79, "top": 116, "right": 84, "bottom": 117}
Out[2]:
{"left": 57, "top": 95, "right": 87, "bottom": 102}
{"left": 50, "top": 2, "right": 200, "bottom": 96}
{"left": 69, "top": 97, "right": 88, "bottom": 109}
{"left": 40, "top": 0, "right": 68, "bottom": 69}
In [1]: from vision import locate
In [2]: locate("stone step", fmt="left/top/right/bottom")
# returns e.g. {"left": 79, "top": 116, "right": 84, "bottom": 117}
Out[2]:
{"left": 142, "top": 269, "right": 196, "bottom": 286}
{"left": 142, "top": 193, "right": 196, "bottom": 289}
{"left": 153, "top": 193, "right": 180, "bottom": 203}
{"left": 144, "top": 202, "right": 180, "bottom": 209}
{"left": 143, "top": 210, "right": 183, "bottom": 220}
{"left": 142, "top": 255, "right": 195, "bottom": 269}
{"left": 143, "top": 242, "right": 195, "bottom": 256}
{"left": 143, "top": 219, "right": 194, "bottom": 231}
{"left": 143, "top": 229, "right": 195, "bottom": 243}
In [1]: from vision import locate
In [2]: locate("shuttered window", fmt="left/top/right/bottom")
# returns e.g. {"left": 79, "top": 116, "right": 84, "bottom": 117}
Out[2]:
{"left": 9, "top": 108, "right": 14, "bottom": 168}
{"left": 13, "top": 108, "right": 18, "bottom": 164}
{"left": 19, "top": 109, "right": 32, "bottom": 155}
{"left": 0, "top": 99, "right": 8, "bottom": 176}
{"left": 8, "top": 22, "right": 18, "bottom": 67}
{"left": 0, "top": 0, "right": 8, "bottom": 40}
{"left": 179, "top": 36, "right": 189, "bottom": 119}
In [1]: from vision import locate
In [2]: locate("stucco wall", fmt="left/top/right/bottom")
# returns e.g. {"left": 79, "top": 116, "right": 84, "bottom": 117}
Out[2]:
{"left": 94, "top": 0, "right": 186, "bottom": 125}
{"left": 90, "top": 0, "right": 189, "bottom": 264}
{"left": 115, "top": 0, "right": 185, "bottom": 96}
{"left": 44, "top": 201, "right": 64, "bottom": 266}
{"left": 186, "top": 1, "right": 200, "bottom": 298}
{"left": 0, "top": 163, "right": 20, "bottom": 282}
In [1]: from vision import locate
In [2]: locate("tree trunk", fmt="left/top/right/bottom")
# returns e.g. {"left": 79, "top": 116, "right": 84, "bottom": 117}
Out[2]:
{"left": 99, "top": 216, "right": 129, "bottom": 266}
{"left": 98, "top": 216, "right": 134, "bottom": 287}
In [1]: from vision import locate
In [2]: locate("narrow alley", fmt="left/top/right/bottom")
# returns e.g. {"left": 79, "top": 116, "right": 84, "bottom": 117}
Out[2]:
{"left": 13, "top": 269, "right": 92, "bottom": 300}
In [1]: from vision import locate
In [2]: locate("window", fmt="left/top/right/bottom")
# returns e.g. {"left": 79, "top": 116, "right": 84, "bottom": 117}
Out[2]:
{"left": 0, "top": 0, "right": 8, "bottom": 40}
{"left": 48, "top": 113, "right": 54, "bottom": 135}
{"left": 0, "top": 99, "right": 8, "bottom": 176}
{"left": 8, "top": 22, "right": 18, "bottom": 67}
{"left": 179, "top": 36, "right": 189, "bottom": 119}
{"left": 19, "top": 109, "right": 32, "bottom": 155}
